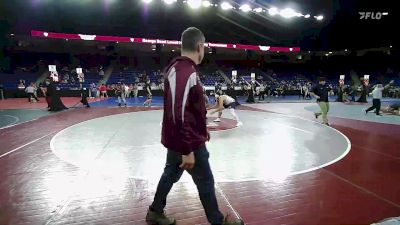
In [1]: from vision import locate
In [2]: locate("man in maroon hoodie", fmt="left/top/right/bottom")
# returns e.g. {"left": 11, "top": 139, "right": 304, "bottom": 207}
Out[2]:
{"left": 146, "top": 27, "right": 244, "bottom": 225}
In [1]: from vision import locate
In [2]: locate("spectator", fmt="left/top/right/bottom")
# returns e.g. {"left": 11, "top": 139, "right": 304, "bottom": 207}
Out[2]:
{"left": 132, "top": 83, "right": 138, "bottom": 98}
{"left": 90, "top": 83, "right": 97, "bottom": 98}
{"left": 0, "top": 83, "right": 4, "bottom": 100}
{"left": 18, "top": 80, "right": 25, "bottom": 90}
{"left": 99, "top": 84, "right": 108, "bottom": 98}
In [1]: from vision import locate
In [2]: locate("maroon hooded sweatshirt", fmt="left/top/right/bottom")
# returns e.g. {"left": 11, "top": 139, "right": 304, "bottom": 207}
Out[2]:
{"left": 161, "top": 56, "right": 208, "bottom": 155}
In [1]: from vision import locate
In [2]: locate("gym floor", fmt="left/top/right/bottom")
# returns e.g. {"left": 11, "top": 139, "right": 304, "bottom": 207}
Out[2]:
{"left": 0, "top": 96, "right": 399, "bottom": 224}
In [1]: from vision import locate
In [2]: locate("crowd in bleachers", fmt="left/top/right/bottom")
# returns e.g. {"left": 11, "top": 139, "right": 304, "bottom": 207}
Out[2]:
{"left": 1, "top": 63, "right": 400, "bottom": 101}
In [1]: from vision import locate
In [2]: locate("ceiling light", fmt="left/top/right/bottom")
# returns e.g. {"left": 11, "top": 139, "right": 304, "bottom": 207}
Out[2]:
{"left": 163, "top": 0, "right": 177, "bottom": 5}
{"left": 202, "top": 0, "right": 211, "bottom": 7}
{"left": 221, "top": 2, "right": 233, "bottom": 10}
{"left": 280, "top": 8, "right": 297, "bottom": 19}
{"left": 188, "top": 0, "right": 202, "bottom": 9}
{"left": 239, "top": 4, "right": 252, "bottom": 12}
{"left": 254, "top": 7, "right": 262, "bottom": 13}
{"left": 315, "top": 15, "right": 324, "bottom": 21}
{"left": 268, "top": 7, "right": 279, "bottom": 16}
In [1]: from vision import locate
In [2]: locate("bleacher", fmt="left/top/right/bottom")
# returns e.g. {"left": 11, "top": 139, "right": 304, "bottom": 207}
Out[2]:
{"left": 2, "top": 67, "right": 399, "bottom": 97}
{"left": 203, "top": 74, "right": 221, "bottom": 85}
{"left": 57, "top": 71, "right": 102, "bottom": 90}
{"left": 0, "top": 72, "right": 41, "bottom": 89}
{"left": 108, "top": 70, "right": 140, "bottom": 84}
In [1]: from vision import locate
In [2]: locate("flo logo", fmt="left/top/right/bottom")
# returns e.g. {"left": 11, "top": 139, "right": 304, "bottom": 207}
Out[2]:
{"left": 359, "top": 12, "right": 388, "bottom": 20}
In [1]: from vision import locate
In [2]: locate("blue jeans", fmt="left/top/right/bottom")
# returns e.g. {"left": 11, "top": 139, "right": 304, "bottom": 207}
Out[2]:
{"left": 150, "top": 146, "right": 224, "bottom": 225}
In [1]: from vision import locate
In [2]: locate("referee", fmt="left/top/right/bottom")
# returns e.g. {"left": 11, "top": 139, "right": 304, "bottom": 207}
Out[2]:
{"left": 310, "top": 77, "right": 331, "bottom": 126}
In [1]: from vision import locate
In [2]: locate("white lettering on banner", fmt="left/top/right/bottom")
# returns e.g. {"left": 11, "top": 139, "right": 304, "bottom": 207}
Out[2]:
{"left": 233, "top": 45, "right": 237, "bottom": 48}
{"left": 259, "top": 46, "right": 270, "bottom": 51}
{"left": 142, "top": 38, "right": 157, "bottom": 44}
{"left": 157, "top": 39, "right": 167, "bottom": 44}
{"left": 44, "top": 32, "right": 49, "bottom": 37}
{"left": 79, "top": 34, "right": 96, "bottom": 40}
{"left": 130, "top": 38, "right": 134, "bottom": 42}
{"left": 208, "top": 43, "right": 228, "bottom": 48}
{"left": 167, "top": 40, "right": 180, "bottom": 45}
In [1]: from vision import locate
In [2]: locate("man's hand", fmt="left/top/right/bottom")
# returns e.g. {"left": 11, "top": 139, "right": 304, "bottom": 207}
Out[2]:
{"left": 180, "top": 152, "right": 195, "bottom": 170}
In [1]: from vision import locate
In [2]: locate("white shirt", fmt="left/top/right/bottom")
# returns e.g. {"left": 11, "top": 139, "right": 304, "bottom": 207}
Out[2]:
{"left": 222, "top": 95, "right": 235, "bottom": 105}
{"left": 371, "top": 87, "right": 384, "bottom": 99}
{"left": 25, "top": 86, "right": 35, "bottom": 93}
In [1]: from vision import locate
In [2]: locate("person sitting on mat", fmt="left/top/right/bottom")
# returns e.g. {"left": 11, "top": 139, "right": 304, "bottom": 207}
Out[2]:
{"left": 382, "top": 103, "right": 400, "bottom": 115}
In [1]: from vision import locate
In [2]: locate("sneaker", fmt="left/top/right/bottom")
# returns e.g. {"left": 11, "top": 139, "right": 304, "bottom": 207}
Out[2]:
{"left": 364, "top": 109, "right": 368, "bottom": 115}
{"left": 222, "top": 217, "right": 244, "bottom": 225}
{"left": 375, "top": 114, "right": 383, "bottom": 117}
{"left": 213, "top": 118, "right": 221, "bottom": 122}
{"left": 323, "top": 123, "right": 330, "bottom": 126}
{"left": 235, "top": 121, "right": 243, "bottom": 127}
{"left": 145, "top": 210, "right": 176, "bottom": 225}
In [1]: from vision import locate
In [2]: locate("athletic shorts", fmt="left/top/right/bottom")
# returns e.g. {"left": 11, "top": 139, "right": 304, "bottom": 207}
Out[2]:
{"left": 224, "top": 102, "right": 239, "bottom": 109}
